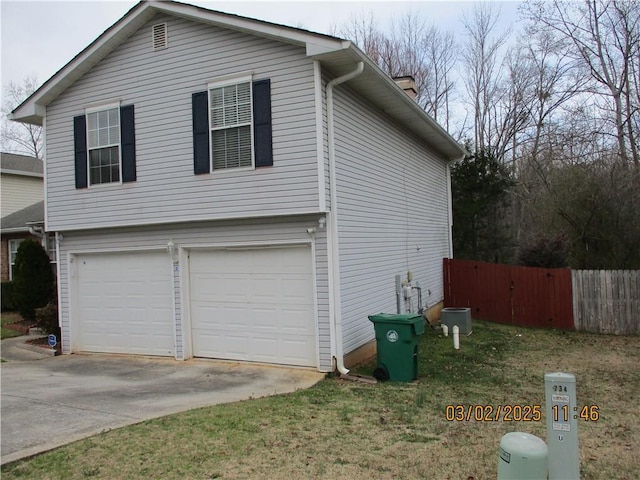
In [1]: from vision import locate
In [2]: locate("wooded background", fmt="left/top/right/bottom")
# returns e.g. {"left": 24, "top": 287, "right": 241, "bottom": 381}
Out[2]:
{"left": 333, "top": 0, "right": 639, "bottom": 270}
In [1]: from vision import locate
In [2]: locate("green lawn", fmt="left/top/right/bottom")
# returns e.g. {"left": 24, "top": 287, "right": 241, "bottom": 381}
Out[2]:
{"left": 2, "top": 320, "right": 638, "bottom": 479}
{"left": 1, "top": 313, "right": 25, "bottom": 340}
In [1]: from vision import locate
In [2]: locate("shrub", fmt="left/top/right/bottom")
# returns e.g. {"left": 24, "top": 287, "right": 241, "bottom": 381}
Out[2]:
{"left": 1, "top": 282, "right": 16, "bottom": 311}
{"left": 518, "top": 234, "right": 570, "bottom": 268}
{"left": 12, "top": 239, "right": 55, "bottom": 321}
{"left": 35, "top": 300, "right": 60, "bottom": 336}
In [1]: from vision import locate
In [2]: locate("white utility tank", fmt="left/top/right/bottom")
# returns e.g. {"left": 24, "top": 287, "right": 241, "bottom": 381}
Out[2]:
{"left": 497, "top": 432, "right": 548, "bottom": 480}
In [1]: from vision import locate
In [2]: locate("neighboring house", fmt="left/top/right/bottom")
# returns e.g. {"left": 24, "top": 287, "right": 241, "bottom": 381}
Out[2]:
{"left": 0, "top": 201, "right": 56, "bottom": 281}
{"left": 11, "top": 1, "right": 465, "bottom": 372}
{"left": 0, "top": 153, "right": 53, "bottom": 282}
{"left": 1, "top": 153, "right": 43, "bottom": 218}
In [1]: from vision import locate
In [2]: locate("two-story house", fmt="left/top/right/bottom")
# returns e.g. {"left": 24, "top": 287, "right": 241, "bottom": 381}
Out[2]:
{"left": 0, "top": 153, "right": 55, "bottom": 281}
{"left": 11, "top": 1, "right": 465, "bottom": 373}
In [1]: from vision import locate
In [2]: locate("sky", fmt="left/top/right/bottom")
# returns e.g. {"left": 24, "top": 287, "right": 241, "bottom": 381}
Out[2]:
{"left": 1, "top": 0, "right": 522, "bottom": 96}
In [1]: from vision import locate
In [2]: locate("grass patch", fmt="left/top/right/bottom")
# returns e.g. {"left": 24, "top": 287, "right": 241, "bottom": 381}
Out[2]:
{"left": 2, "top": 320, "right": 638, "bottom": 479}
{"left": 1, "top": 313, "right": 26, "bottom": 339}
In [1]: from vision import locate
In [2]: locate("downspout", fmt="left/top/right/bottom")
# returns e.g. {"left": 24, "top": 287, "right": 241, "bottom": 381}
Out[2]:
{"left": 446, "top": 154, "right": 466, "bottom": 259}
{"left": 28, "top": 225, "right": 45, "bottom": 238}
{"left": 55, "top": 233, "right": 63, "bottom": 330}
{"left": 326, "top": 61, "right": 364, "bottom": 375}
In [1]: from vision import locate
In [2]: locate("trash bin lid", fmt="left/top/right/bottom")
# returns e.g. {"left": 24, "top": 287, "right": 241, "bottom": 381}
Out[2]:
{"left": 368, "top": 313, "right": 423, "bottom": 324}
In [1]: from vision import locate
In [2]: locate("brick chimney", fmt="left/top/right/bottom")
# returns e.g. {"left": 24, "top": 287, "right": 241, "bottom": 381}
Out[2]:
{"left": 393, "top": 76, "right": 417, "bottom": 100}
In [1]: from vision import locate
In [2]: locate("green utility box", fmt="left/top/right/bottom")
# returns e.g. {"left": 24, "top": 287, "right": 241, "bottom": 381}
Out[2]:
{"left": 368, "top": 313, "right": 425, "bottom": 382}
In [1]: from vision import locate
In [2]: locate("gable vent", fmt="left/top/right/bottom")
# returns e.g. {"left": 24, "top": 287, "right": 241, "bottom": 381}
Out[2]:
{"left": 152, "top": 23, "right": 167, "bottom": 51}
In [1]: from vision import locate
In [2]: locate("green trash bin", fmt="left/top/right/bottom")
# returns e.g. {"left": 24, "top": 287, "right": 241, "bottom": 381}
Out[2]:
{"left": 368, "top": 313, "right": 425, "bottom": 382}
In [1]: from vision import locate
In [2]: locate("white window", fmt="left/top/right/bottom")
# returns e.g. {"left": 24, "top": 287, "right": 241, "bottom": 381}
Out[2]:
{"left": 86, "top": 104, "right": 121, "bottom": 185}
{"left": 209, "top": 79, "right": 253, "bottom": 171}
{"left": 46, "top": 236, "right": 57, "bottom": 264}
{"left": 8, "top": 239, "right": 23, "bottom": 280}
{"left": 8, "top": 237, "right": 57, "bottom": 280}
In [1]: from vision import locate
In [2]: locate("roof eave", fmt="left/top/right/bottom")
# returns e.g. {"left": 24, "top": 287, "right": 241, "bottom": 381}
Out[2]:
{"left": 10, "top": 0, "right": 465, "bottom": 159}
{"left": 309, "top": 45, "right": 467, "bottom": 160}
{"left": 0, "top": 226, "right": 30, "bottom": 234}
{"left": 10, "top": 1, "right": 347, "bottom": 126}
{"left": 0, "top": 169, "right": 44, "bottom": 178}
{"left": 11, "top": 1, "right": 155, "bottom": 126}
{"left": 152, "top": 1, "right": 343, "bottom": 49}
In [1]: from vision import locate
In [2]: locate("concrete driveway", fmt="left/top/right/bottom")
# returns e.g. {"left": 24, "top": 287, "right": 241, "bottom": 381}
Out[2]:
{"left": 1, "top": 338, "right": 324, "bottom": 465}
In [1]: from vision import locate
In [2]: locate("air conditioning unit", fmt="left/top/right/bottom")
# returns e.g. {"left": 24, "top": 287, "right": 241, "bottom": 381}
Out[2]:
{"left": 440, "top": 307, "right": 472, "bottom": 334}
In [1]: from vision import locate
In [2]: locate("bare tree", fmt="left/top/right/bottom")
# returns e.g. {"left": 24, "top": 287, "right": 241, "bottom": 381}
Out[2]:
{"left": 335, "top": 11, "right": 458, "bottom": 131}
{"left": 421, "top": 26, "right": 457, "bottom": 130}
{"left": 1, "top": 75, "right": 42, "bottom": 159}
{"left": 460, "top": 3, "right": 510, "bottom": 155}
{"left": 332, "top": 11, "right": 384, "bottom": 66}
{"left": 522, "top": 0, "right": 640, "bottom": 167}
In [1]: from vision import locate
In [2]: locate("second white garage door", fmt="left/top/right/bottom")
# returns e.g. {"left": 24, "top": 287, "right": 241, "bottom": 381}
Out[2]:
{"left": 189, "top": 245, "right": 316, "bottom": 367}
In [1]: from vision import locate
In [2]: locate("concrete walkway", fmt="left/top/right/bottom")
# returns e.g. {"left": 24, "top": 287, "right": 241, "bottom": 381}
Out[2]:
{"left": 1, "top": 334, "right": 54, "bottom": 362}
{"left": 1, "top": 338, "right": 325, "bottom": 465}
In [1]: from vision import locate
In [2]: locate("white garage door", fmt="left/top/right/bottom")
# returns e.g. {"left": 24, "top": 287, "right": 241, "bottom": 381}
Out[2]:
{"left": 75, "top": 251, "right": 174, "bottom": 356}
{"left": 189, "top": 245, "right": 316, "bottom": 366}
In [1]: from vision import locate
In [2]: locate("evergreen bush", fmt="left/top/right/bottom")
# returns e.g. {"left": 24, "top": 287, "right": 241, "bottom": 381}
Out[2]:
{"left": 12, "top": 239, "right": 55, "bottom": 321}
{"left": 1, "top": 282, "right": 16, "bottom": 311}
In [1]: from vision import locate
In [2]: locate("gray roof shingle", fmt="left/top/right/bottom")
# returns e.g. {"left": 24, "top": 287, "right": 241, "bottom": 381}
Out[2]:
{"left": 1, "top": 200, "right": 44, "bottom": 230}
{"left": 0, "top": 152, "right": 43, "bottom": 176}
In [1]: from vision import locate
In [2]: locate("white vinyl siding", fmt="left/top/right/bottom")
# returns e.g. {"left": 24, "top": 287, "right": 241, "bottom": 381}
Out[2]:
{"left": 332, "top": 85, "right": 451, "bottom": 355}
{"left": 45, "top": 15, "right": 319, "bottom": 231}
{"left": 56, "top": 215, "right": 331, "bottom": 371}
{"left": 0, "top": 175, "right": 43, "bottom": 218}
{"left": 152, "top": 23, "right": 168, "bottom": 51}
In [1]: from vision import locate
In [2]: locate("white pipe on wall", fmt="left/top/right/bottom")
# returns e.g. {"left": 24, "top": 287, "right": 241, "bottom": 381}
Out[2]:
{"left": 326, "top": 61, "right": 364, "bottom": 375}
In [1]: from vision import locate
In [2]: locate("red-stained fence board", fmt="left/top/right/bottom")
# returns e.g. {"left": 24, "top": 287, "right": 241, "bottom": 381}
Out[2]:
{"left": 443, "top": 258, "right": 574, "bottom": 330}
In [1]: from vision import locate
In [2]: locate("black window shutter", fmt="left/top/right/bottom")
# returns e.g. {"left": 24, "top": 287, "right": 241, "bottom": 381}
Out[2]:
{"left": 192, "top": 91, "right": 210, "bottom": 174}
{"left": 253, "top": 79, "right": 273, "bottom": 168}
{"left": 120, "top": 105, "right": 136, "bottom": 182}
{"left": 73, "top": 115, "right": 88, "bottom": 189}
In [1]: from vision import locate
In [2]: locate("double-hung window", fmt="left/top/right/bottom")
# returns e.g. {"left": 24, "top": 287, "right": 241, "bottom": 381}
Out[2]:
{"left": 8, "top": 239, "right": 23, "bottom": 280}
{"left": 192, "top": 77, "right": 272, "bottom": 174}
{"left": 209, "top": 79, "right": 253, "bottom": 171}
{"left": 7, "top": 237, "right": 56, "bottom": 280}
{"left": 86, "top": 104, "right": 121, "bottom": 185}
{"left": 44, "top": 235, "right": 58, "bottom": 276}
{"left": 74, "top": 103, "right": 135, "bottom": 189}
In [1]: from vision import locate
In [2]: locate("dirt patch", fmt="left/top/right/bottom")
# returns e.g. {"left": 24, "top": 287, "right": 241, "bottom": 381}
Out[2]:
{"left": 3, "top": 321, "right": 32, "bottom": 335}
{"left": 1, "top": 313, "right": 33, "bottom": 339}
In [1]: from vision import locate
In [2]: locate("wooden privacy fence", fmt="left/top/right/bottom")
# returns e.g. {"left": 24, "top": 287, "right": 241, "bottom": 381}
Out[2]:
{"left": 443, "top": 258, "right": 574, "bottom": 329}
{"left": 443, "top": 259, "right": 639, "bottom": 334}
{"left": 572, "top": 270, "right": 640, "bottom": 334}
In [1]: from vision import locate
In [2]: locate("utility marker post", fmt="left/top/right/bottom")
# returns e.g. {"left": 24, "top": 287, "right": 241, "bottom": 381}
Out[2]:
{"left": 545, "top": 372, "right": 580, "bottom": 480}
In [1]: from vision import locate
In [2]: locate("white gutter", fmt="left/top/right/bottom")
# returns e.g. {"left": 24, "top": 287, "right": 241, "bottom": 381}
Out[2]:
{"left": 0, "top": 169, "right": 43, "bottom": 178}
{"left": 326, "top": 61, "right": 364, "bottom": 375}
